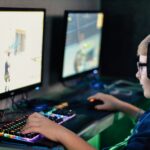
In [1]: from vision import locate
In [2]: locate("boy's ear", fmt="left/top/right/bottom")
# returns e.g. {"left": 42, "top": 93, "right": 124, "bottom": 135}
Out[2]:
{"left": 147, "top": 43, "right": 150, "bottom": 79}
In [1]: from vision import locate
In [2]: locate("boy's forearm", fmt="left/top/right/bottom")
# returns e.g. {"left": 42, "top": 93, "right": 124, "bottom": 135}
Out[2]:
{"left": 117, "top": 101, "right": 145, "bottom": 119}
{"left": 57, "top": 127, "right": 95, "bottom": 150}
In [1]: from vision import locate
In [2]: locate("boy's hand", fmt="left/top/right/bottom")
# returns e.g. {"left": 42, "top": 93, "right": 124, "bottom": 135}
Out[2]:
{"left": 88, "top": 93, "right": 124, "bottom": 111}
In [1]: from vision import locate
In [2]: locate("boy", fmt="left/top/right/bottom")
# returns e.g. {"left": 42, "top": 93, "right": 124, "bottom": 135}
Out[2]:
{"left": 22, "top": 35, "right": 150, "bottom": 150}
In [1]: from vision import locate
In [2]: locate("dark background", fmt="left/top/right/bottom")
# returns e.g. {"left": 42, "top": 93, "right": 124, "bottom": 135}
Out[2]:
{"left": 100, "top": 0, "right": 150, "bottom": 79}
{"left": 1, "top": 0, "right": 150, "bottom": 100}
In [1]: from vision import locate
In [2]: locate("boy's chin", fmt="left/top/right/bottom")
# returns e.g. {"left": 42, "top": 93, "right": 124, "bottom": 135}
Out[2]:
{"left": 144, "top": 92, "right": 150, "bottom": 99}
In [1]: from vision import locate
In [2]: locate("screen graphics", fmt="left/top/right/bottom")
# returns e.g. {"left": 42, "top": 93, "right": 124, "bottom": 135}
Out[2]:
{"left": 0, "top": 8, "right": 45, "bottom": 98}
{"left": 62, "top": 11, "right": 104, "bottom": 79}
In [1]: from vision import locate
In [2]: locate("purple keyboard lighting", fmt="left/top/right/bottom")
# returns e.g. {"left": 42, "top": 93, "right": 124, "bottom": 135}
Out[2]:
{"left": 0, "top": 108, "right": 76, "bottom": 143}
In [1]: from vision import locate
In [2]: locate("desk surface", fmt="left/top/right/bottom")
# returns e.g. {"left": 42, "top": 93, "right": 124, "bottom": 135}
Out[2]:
{"left": 0, "top": 79, "right": 144, "bottom": 150}
{"left": 0, "top": 105, "right": 115, "bottom": 150}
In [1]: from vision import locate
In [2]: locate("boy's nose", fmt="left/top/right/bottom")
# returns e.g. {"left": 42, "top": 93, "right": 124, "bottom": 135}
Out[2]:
{"left": 136, "top": 70, "right": 140, "bottom": 80}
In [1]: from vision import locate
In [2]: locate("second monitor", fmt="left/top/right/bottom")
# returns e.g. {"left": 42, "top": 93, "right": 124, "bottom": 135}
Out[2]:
{"left": 62, "top": 11, "right": 104, "bottom": 79}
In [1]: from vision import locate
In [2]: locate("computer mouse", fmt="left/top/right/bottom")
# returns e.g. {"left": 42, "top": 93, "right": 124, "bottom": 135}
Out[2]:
{"left": 87, "top": 98, "right": 104, "bottom": 109}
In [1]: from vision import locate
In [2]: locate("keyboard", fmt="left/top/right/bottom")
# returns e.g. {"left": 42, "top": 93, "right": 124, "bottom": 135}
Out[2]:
{"left": 0, "top": 107, "right": 76, "bottom": 143}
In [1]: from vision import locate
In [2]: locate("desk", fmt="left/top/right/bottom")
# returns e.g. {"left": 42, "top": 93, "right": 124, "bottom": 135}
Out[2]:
{"left": 0, "top": 80, "right": 146, "bottom": 150}
{"left": 0, "top": 109, "right": 115, "bottom": 150}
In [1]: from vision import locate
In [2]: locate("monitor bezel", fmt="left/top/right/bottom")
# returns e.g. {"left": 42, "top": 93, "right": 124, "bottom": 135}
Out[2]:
{"left": 0, "top": 7, "right": 46, "bottom": 100}
{"left": 60, "top": 10, "right": 104, "bottom": 81}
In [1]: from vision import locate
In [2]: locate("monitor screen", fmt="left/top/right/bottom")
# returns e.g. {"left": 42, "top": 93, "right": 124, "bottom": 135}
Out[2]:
{"left": 62, "top": 11, "right": 104, "bottom": 79}
{"left": 0, "top": 8, "right": 45, "bottom": 98}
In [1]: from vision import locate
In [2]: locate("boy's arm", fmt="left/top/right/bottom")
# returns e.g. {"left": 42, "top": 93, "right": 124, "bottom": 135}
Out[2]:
{"left": 88, "top": 93, "right": 145, "bottom": 120}
{"left": 22, "top": 113, "right": 95, "bottom": 150}
{"left": 55, "top": 127, "right": 95, "bottom": 150}
{"left": 117, "top": 101, "right": 145, "bottom": 120}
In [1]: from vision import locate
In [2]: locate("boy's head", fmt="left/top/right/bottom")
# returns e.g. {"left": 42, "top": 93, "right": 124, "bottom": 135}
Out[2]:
{"left": 137, "top": 35, "right": 150, "bottom": 56}
{"left": 136, "top": 35, "right": 150, "bottom": 98}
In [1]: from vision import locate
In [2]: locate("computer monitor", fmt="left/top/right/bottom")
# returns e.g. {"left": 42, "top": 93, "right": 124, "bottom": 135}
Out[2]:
{"left": 62, "top": 11, "right": 104, "bottom": 80}
{"left": 0, "top": 8, "right": 45, "bottom": 99}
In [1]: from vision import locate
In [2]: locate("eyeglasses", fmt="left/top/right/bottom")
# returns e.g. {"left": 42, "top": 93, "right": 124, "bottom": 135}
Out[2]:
{"left": 137, "top": 62, "right": 147, "bottom": 72}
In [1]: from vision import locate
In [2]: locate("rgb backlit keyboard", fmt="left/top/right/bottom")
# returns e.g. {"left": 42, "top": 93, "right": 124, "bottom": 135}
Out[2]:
{"left": 0, "top": 108, "right": 76, "bottom": 143}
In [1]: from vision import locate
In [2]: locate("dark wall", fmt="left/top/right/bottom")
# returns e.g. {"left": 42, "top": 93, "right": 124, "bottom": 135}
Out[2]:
{"left": 100, "top": 0, "right": 150, "bottom": 79}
